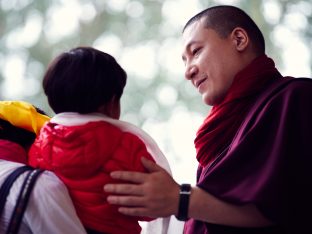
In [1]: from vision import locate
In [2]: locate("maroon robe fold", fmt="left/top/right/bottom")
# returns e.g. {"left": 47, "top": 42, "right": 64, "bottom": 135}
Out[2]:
{"left": 185, "top": 77, "right": 312, "bottom": 234}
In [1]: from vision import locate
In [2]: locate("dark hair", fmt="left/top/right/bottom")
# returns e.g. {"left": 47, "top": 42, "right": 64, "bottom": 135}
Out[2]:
{"left": 0, "top": 106, "right": 47, "bottom": 148}
{"left": 0, "top": 119, "right": 36, "bottom": 148}
{"left": 183, "top": 5, "right": 265, "bottom": 55}
{"left": 43, "top": 47, "right": 127, "bottom": 114}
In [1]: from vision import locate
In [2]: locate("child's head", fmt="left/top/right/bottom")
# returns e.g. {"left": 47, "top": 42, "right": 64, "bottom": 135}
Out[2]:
{"left": 43, "top": 47, "right": 127, "bottom": 118}
{"left": 0, "top": 101, "right": 50, "bottom": 149}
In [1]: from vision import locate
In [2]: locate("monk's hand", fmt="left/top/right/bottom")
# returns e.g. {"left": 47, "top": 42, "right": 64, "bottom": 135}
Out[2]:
{"left": 104, "top": 157, "right": 180, "bottom": 218}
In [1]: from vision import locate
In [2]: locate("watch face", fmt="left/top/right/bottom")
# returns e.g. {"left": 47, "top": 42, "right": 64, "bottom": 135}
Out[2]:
{"left": 180, "top": 183, "right": 192, "bottom": 193}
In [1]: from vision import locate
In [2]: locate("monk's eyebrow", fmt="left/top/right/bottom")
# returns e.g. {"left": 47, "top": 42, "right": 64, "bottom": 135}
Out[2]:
{"left": 181, "top": 40, "right": 199, "bottom": 62}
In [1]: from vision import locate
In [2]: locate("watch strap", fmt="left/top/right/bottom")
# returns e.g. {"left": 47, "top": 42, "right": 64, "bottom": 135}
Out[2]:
{"left": 176, "top": 183, "right": 191, "bottom": 221}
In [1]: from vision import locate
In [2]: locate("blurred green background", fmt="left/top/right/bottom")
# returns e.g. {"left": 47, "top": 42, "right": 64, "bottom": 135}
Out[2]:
{"left": 1, "top": 0, "right": 311, "bottom": 182}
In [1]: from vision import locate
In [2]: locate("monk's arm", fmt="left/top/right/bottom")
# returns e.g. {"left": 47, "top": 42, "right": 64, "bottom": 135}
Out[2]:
{"left": 104, "top": 158, "right": 272, "bottom": 227}
{"left": 188, "top": 186, "right": 272, "bottom": 227}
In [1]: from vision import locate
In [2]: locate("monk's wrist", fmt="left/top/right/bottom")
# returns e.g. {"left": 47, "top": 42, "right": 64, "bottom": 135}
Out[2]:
{"left": 175, "top": 183, "right": 192, "bottom": 221}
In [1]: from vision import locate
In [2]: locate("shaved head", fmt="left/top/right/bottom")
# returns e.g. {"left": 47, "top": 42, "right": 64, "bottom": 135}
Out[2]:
{"left": 183, "top": 5, "right": 265, "bottom": 55}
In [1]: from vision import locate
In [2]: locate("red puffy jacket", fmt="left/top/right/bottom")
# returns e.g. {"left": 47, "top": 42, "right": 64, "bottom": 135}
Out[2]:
{"left": 29, "top": 120, "right": 155, "bottom": 234}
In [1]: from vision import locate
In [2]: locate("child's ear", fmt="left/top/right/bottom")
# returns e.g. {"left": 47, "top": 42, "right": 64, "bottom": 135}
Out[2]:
{"left": 97, "top": 104, "right": 109, "bottom": 116}
{"left": 97, "top": 96, "right": 120, "bottom": 119}
{"left": 109, "top": 96, "right": 121, "bottom": 119}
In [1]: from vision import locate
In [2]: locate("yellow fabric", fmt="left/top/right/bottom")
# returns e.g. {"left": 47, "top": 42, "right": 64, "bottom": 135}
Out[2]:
{"left": 0, "top": 101, "right": 50, "bottom": 135}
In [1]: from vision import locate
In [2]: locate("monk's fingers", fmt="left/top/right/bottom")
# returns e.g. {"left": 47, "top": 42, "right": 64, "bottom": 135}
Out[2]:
{"left": 107, "top": 195, "right": 145, "bottom": 207}
{"left": 110, "top": 171, "right": 147, "bottom": 184}
{"left": 104, "top": 183, "right": 143, "bottom": 195}
{"left": 118, "top": 207, "right": 153, "bottom": 217}
{"left": 141, "top": 157, "right": 164, "bottom": 173}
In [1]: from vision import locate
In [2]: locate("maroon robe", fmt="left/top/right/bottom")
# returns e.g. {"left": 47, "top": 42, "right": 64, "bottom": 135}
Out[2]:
{"left": 185, "top": 77, "right": 312, "bottom": 234}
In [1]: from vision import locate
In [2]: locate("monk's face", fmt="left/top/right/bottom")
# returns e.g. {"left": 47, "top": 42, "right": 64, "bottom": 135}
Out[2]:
{"left": 182, "top": 19, "right": 240, "bottom": 106}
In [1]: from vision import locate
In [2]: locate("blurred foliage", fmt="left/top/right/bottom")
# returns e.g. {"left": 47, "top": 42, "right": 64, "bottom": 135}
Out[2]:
{"left": 0, "top": 0, "right": 311, "bottom": 126}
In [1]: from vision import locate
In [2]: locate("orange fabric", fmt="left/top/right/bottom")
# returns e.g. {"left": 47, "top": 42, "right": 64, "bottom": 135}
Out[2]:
{"left": 29, "top": 121, "right": 155, "bottom": 234}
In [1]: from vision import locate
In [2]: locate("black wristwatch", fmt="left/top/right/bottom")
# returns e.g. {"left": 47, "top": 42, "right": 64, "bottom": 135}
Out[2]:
{"left": 175, "top": 183, "right": 191, "bottom": 221}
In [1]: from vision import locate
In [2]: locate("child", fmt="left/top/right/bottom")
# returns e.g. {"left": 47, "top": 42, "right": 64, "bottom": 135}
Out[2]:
{"left": 0, "top": 101, "right": 87, "bottom": 233}
{"left": 0, "top": 101, "right": 49, "bottom": 164}
{"left": 28, "top": 47, "right": 171, "bottom": 234}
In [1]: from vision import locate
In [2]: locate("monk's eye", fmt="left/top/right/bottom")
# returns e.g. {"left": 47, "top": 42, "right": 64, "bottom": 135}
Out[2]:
{"left": 192, "top": 47, "right": 201, "bottom": 56}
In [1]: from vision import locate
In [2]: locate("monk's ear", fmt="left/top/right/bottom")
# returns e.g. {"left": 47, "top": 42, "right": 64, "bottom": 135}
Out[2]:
{"left": 230, "top": 27, "right": 249, "bottom": 52}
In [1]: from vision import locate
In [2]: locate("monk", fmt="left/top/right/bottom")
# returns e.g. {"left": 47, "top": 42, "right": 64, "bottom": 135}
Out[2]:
{"left": 104, "top": 5, "right": 312, "bottom": 234}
